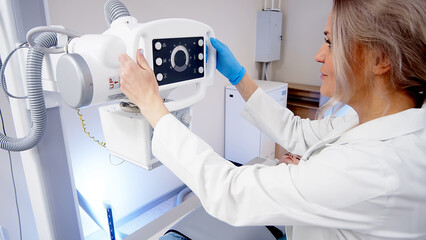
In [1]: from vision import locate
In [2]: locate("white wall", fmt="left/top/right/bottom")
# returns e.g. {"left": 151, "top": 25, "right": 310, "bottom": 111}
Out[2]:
{"left": 272, "top": 0, "right": 332, "bottom": 85}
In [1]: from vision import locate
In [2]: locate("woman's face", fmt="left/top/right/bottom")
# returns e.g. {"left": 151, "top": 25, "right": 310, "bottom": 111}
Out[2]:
{"left": 315, "top": 12, "right": 335, "bottom": 98}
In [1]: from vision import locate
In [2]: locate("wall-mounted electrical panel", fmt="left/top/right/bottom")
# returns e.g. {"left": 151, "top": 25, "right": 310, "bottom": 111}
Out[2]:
{"left": 255, "top": 10, "right": 283, "bottom": 62}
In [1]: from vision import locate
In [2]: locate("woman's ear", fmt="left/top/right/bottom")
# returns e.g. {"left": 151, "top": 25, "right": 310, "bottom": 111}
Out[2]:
{"left": 373, "top": 53, "right": 391, "bottom": 75}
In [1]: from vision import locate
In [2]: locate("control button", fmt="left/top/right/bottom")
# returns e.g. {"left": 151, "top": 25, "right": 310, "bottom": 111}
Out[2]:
{"left": 198, "top": 67, "right": 204, "bottom": 74}
{"left": 198, "top": 53, "right": 204, "bottom": 60}
{"left": 198, "top": 39, "right": 204, "bottom": 47}
{"left": 171, "top": 45, "right": 189, "bottom": 72}
{"left": 155, "top": 42, "right": 162, "bottom": 50}
{"left": 155, "top": 58, "right": 163, "bottom": 66}
{"left": 156, "top": 73, "right": 164, "bottom": 81}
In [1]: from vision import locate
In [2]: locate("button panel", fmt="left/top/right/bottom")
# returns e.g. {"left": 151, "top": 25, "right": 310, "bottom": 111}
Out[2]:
{"left": 152, "top": 36, "right": 204, "bottom": 86}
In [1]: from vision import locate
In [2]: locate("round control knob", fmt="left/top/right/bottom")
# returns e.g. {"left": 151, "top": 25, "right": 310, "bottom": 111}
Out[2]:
{"left": 155, "top": 58, "right": 163, "bottom": 66}
{"left": 198, "top": 39, "right": 204, "bottom": 47}
{"left": 198, "top": 53, "right": 204, "bottom": 61}
{"left": 156, "top": 73, "right": 164, "bottom": 81}
{"left": 171, "top": 45, "right": 189, "bottom": 72}
{"left": 155, "top": 42, "right": 162, "bottom": 50}
{"left": 198, "top": 67, "right": 204, "bottom": 74}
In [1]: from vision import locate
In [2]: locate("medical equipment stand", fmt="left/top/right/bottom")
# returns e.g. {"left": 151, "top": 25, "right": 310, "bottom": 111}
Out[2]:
{"left": 0, "top": 0, "right": 83, "bottom": 239}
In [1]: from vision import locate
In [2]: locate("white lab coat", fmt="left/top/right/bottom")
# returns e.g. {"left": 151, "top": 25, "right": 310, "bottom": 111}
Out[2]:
{"left": 152, "top": 88, "right": 426, "bottom": 240}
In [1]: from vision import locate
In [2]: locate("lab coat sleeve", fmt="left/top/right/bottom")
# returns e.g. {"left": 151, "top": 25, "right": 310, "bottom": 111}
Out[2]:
{"left": 241, "top": 88, "right": 335, "bottom": 155}
{"left": 152, "top": 114, "right": 391, "bottom": 230}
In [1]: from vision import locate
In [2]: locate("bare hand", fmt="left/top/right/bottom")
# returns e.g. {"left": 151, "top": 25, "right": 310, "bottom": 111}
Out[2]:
{"left": 119, "top": 50, "right": 169, "bottom": 127}
{"left": 278, "top": 153, "right": 301, "bottom": 165}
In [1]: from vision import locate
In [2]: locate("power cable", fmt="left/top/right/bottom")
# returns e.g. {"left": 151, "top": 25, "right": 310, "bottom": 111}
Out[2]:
{"left": 0, "top": 108, "right": 23, "bottom": 240}
{"left": 0, "top": 42, "right": 29, "bottom": 100}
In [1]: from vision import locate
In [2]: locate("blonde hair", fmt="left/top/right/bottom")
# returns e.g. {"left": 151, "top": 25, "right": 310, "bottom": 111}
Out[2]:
{"left": 317, "top": 0, "right": 426, "bottom": 119}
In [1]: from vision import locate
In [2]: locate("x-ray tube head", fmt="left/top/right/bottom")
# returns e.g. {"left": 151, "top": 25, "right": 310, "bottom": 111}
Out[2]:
{"left": 56, "top": 17, "right": 216, "bottom": 112}
{"left": 56, "top": 34, "right": 126, "bottom": 109}
{"left": 56, "top": 54, "right": 94, "bottom": 108}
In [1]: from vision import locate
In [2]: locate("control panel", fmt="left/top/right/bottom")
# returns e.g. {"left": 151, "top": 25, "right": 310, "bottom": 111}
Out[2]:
{"left": 152, "top": 36, "right": 205, "bottom": 86}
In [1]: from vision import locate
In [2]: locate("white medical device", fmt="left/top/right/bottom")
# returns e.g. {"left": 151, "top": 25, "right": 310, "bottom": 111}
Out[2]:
{"left": 57, "top": 18, "right": 216, "bottom": 112}
{"left": 55, "top": 15, "right": 216, "bottom": 170}
{"left": 56, "top": 17, "right": 215, "bottom": 170}
{"left": 0, "top": 1, "right": 216, "bottom": 239}
{"left": 3, "top": 0, "right": 216, "bottom": 170}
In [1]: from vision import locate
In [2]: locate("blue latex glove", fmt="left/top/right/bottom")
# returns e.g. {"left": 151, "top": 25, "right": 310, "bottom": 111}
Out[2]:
{"left": 210, "top": 38, "right": 246, "bottom": 85}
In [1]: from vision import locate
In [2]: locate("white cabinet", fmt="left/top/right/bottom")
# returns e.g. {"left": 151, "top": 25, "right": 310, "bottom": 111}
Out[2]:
{"left": 225, "top": 80, "right": 288, "bottom": 164}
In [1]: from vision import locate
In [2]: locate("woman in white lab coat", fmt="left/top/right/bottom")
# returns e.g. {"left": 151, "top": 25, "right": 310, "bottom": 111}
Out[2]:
{"left": 118, "top": 0, "right": 426, "bottom": 239}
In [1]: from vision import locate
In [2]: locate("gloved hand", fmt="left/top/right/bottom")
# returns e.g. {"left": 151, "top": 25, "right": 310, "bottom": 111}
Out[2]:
{"left": 210, "top": 38, "right": 246, "bottom": 85}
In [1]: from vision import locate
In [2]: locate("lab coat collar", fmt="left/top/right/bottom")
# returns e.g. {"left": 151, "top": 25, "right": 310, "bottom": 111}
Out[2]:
{"left": 337, "top": 103, "right": 426, "bottom": 143}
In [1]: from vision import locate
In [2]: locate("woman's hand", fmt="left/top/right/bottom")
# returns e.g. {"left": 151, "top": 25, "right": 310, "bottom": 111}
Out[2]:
{"left": 278, "top": 153, "right": 301, "bottom": 165}
{"left": 119, "top": 50, "right": 169, "bottom": 127}
{"left": 210, "top": 37, "right": 246, "bottom": 85}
